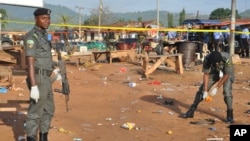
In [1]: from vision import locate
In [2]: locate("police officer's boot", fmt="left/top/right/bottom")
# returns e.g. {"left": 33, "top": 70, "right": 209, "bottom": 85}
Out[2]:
{"left": 183, "top": 92, "right": 203, "bottom": 118}
{"left": 183, "top": 104, "right": 197, "bottom": 118}
{"left": 27, "top": 136, "right": 36, "bottom": 141}
{"left": 226, "top": 109, "right": 234, "bottom": 124}
{"left": 39, "top": 132, "right": 48, "bottom": 141}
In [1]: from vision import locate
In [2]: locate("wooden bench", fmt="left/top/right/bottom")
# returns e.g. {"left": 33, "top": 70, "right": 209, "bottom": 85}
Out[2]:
{"left": 141, "top": 53, "right": 184, "bottom": 78}
{"left": 92, "top": 51, "right": 110, "bottom": 62}
{"left": 65, "top": 52, "right": 92, "bottom": 68}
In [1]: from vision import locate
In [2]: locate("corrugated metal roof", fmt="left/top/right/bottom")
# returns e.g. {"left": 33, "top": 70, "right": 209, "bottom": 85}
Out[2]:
{"left": 182, "top": 19, "right": 221, "bottom": 25}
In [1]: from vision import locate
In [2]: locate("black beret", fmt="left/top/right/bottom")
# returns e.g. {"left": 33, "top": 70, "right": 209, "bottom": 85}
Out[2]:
{"left": 34, "top": 8, "right": 51, "bottom": 16}
{"left": 208, "top": 51, "right": 222, "bottom": 65}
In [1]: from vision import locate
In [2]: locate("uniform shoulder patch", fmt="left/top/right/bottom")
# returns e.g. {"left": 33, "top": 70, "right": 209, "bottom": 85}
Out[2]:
{"left": 27, "top": 40, "right": 35, "bottom": 48}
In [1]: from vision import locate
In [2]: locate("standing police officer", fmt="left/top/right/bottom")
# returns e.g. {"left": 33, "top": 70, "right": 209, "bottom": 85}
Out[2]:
{"left": 183, "top": 51, "right": 235, "bottom": 124}
{"left": 213, "top": 26, "right": 223, "bottom": 52}
{"left": 240, "top": 25, "right": 250, "bottom": 58}
{"left": 24, "top": 8, "right": 56, "bottom": 141}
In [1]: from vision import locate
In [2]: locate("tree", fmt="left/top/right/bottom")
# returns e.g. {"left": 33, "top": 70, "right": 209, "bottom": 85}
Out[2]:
{"left": 84, "top": 6, "right": 115, "bottom": 26}
{"left": 179, "top": 8, "right": 186, "bottom": 25}
{"left": 0, "top": 8, "right": 8, "bottom": 29}
{"left": 167, "top": 12, "right": 174, "bottom": 28}
{"left": 57, "top": 15, "right": 74, "bottom": 54}
{"left": 209, "top": 8, "right": 241, "bottom": 20}
{"left": 137, "top": 17, "right": 142, "bottom": 22}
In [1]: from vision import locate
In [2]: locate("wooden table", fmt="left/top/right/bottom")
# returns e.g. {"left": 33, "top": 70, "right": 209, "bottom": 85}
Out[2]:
{"left": 92, "top": 51, "right": 110, "bottom": 62}
{"left": 141, "top": 53, "right": 184, "bottom": 78}
{"left": 66, "top": 52, "right": 92, "bottom": 67}
{"left": 92, "top": 50, "right": 137, "bottom": 64}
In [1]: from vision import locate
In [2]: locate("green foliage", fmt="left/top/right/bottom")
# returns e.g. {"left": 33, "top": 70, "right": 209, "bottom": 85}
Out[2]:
{"left": 0, "top": 8, "right": 8, "bottom": 29}
{"left": 167, "top": 13, "right": 174, "bottom": 27}
{"left": 179, "top": 8, "right": 186, "bottom": 25}
{"left": 209, "top": 8, "right": 241, "bottom": 19}
{"left": 137, "top": 17, "right": 142, "bottom": 22}
{"left": 239, "top": 9, "right": 250, "bottom": 18}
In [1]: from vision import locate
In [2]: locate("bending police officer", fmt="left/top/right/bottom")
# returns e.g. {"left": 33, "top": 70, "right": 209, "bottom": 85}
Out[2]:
{"left": 183, "top": 51, "right": 235, "bottom": 124}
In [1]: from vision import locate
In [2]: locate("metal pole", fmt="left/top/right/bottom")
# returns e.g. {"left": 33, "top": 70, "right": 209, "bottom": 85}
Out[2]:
{"left": 230, "top": 0, "right": 236, "bottom": 55}
{"left": 75, "top": 6, "right": 84, "bottom": 41}
{"left": 98, "top": 0, "right": 103, "bottom": 40}
{"left": 0, "top": 13, "right": 2, "bottom": 50}
{"left": 157, "top": 0, "right": 159, "bottom": 41}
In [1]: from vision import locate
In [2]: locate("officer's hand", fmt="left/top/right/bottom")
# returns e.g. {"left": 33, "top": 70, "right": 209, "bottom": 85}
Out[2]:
{"left": 202, "top": 91, "right": 208, "bottom": 99}
{"left": 30, "top": 86, "right": 39, "bottom": 103}
{"left": 211, "top": 87, "right": 218, "bottom": 96}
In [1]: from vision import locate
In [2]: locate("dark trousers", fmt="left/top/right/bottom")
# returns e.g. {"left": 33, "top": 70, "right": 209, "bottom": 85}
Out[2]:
{"left": 196, "top": 42, "right": 204, "bottom": 58}
{"left": 241, "top": 38, "right": 249, "bottom": 57}
{"left": 214, "top": 39, "right": 222, "bottom": 52}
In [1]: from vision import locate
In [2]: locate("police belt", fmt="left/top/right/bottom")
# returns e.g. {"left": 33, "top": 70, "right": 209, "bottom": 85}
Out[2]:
{"left": 35, "top": 68, "right": 52, "bottom": 76}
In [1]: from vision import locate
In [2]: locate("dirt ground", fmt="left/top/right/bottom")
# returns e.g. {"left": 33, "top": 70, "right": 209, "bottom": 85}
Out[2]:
{"left": 1, "top": 56, "right": 250, "bottom": 141}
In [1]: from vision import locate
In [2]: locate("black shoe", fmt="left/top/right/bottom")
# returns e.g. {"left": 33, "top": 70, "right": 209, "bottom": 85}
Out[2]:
{"left": 226, "top": 109, "right": 234, "bottom": 124}
{"left": 183, "top": 105, "right": 196, "bottom": 118}
{"left": 183, "top": 113, "right": 194, "bottom": 118}
{"left": 27, "top": 137, "right": 36, "bottom": 141}
{"left": 182, "top": 110, "right": 194, "bottom": 118}
{"left": 226, "top": 119, "right": 234, "bottom": 124}
{"left": 39, "top": 132, "right": 48, "bottom": 141}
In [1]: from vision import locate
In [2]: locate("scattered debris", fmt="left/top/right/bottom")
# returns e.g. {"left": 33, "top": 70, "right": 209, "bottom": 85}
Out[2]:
{"left": 164, "top": 100, "right": 174, "bottom": 106}
{"left": 121, "top": 122, "right": 135, "bottom": 130}
{"left": 206, "top": 137, "right": 223, "bottom": 141}
{"left": 73, "top": 137, "right": 83, "bottom": 141}
{"left": 166, "top": 130, "right": 173, "bottom": 134}
{"left": 190, "top": 118, "right": 216, "bottom": 125}
{"left": 18, "top": 135, "right": 26, "bottom": 141}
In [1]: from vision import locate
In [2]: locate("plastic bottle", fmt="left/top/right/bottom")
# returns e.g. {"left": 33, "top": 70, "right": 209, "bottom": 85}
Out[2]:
{"left": 128, "top": 82, "right": 136, "bottom": 87}
{"left": 73, "top": 138, "right": 83, "bottom": 141}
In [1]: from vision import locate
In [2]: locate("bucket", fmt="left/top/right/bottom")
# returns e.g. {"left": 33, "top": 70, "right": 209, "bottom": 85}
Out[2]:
{"left": 117, "top": 43, "right": 130, "bottom": 50}
{"left": 176, "top": 41, "right": 197, "bottom": 67}
{"left": 80, "top": 46, "right": 87, "bottom": 52}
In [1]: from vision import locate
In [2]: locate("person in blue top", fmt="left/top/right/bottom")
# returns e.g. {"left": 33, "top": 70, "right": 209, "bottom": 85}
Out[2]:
{"left": 213, "top": 26, "right": 223, "bottom": 52}
{"left": 240, "top": 25, "right": 250, "bottom": 58}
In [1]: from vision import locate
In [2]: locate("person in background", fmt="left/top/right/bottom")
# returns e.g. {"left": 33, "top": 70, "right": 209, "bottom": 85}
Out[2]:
{"left": 207, "top": 26, "right": 214, "bottom": 52}
{"left": 168, "top": 27, "right": 176, "bottom": 40}
{"left": 183, "top": 51, "right": 235, "bottom": 124}
{"left": 196, "top": 24, "right": 205, "bottom": 59}
{"left": 24, "top": 8, "right": 60, "bottom": 141}
{"left": 213, "top": 26, "right": 223, "bottom": 52}
{"left": 240, "top": 25, "right": 250, "bottom": 58}
{"left": 223, "top": 25, "right": 230, "bottom": 53}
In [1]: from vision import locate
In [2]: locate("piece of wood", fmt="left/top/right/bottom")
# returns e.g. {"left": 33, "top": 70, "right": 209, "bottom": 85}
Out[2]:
{"left": 0, "top": 107, "right": 17, "bottom": 112}
{"left": 175, "top": 54, "right": 184, "bottom": 74}
{"left": 142, "top": 53, "right": 184, "bottom": 78}
{"left": 109, "top": 51, "right": 128, "bottom": 64}
{"left": 145, "top": 56, "right": 167, "bottom": 76}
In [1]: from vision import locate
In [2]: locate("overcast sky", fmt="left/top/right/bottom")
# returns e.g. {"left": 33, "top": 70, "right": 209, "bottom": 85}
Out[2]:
{"left": 44, "top": 0, "right": 249, "bottom": 14}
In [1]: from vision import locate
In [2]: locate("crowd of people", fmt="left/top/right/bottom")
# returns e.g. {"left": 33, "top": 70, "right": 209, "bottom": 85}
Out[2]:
{"left": 157, "top": 24, "right": 249, "bottom": 58}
